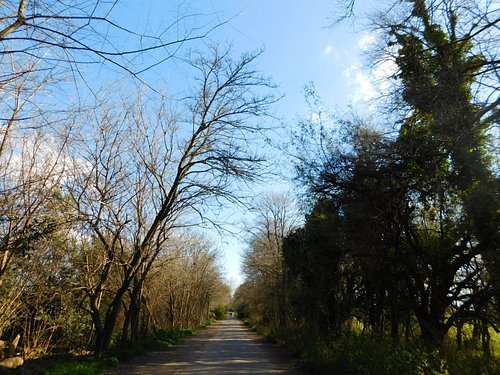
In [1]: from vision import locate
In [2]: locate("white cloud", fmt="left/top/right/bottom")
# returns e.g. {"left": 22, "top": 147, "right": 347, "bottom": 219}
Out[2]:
{"left": 342, "top": 64, "right": 377, "bottom": 102}
{"left": 372, "top": 57, "right": 398, "bottom": 91}
{"left": 323, "top": 44, "right": 340, "bottom": 60}
{"left": 357, "top": 32, "right": 378, "bottom": 51}
{"left": 342, "top": 55, "right": 398, "bottom": 104}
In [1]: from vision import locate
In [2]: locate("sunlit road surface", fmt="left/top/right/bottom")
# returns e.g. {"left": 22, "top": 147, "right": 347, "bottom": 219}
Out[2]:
{"left": 109, "top": 316, "right": 305, "bottom": 374}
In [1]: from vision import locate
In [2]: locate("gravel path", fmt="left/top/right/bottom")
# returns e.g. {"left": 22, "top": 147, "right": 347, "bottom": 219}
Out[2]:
{"left": 107, "top": 317, "right": 305, "bottom": 374}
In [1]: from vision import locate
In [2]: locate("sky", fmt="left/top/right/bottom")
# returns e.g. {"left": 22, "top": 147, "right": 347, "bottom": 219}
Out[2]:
{"left": 137, "top": 0, "right": 384, "bottom": 288}
{"left": 87, "top": 0, "right": 387, "bottom": 289}
{"left": 180, "top": 0, "right": 386, "bottom": 288}
{"left": 109, "top": 0, "right": 384, "bottom": 109}
{"left": 203, "top": 0, "right": 379, "bottom": 110}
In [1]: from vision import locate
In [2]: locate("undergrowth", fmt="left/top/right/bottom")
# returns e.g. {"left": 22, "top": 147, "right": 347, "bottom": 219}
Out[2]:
{"left": 292, "top": 332, "right": 500, "bottom": 374}
{"left": 41, "top": 361, "right": 106, "bottom": 375}
{"left": 40, "top": 325, "right": 207, "bottom": 375}
{"left": 245, "top": 320, "right": 499, "bottom": 375}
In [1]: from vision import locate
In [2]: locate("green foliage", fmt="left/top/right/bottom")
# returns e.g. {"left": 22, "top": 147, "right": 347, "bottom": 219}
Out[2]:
{"left": 281, "top": 0, "right": 497, "bottom": 353}
{"left": 282, "top": 331, "right": 497, "bottom": 375}
{"left": 233, "top": 2, "right": 499, "bottom": 375}
{"left": 152, "top": 327, "right": 195, "bottom": 346}
{"left": 42, "top": 361, "right": 106, "bottom": 375}
{"left": 99, "top": 327, "right": 200, "bottom": 363}
{"left": 298, "top": 334, "right": 447, "bottom": 375}
{"left": 211, "top": 305, "right": 227, "bottom": 320}
{"left": 445, "top": 350, "right": 500, "bottom": 375}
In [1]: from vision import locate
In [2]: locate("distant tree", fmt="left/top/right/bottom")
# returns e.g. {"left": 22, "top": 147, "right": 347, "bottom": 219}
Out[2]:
{"left": 240, "top": 192, "right": 300, "bottom": 333}
{"left": 283, "top": 198, "right": 353, "bottom": 335}
{"left": 144, "top": 233, "right": 229, "bottom": 330}
{"left": 244, "top": 193, "right": 300, "bottom": 281}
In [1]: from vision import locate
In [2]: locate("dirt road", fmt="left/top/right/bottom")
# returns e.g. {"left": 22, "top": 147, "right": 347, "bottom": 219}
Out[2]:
{"left": 108, "top": 317, "right": 305, "bottom": 374}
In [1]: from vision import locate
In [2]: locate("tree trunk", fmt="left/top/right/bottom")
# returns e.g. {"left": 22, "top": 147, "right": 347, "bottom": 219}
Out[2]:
{"left": 456, "top": 321, "right": 463, "bottom": 351}
{"left": 417, "top": 314, "right": 447, "bottom": 349}
{"left": 121, "top": 276, "right": 143, "bottom": 346}
{"left": 482, "top": 322, "right": 491, "bottom": 356}
{"left": 93, "top": 285, "right": 129, "bottom": 357}
{"left": 130, "top": 290, "right": 142, "bottom": 342}
{"left": 389, "top": 293, "right": 399, "bottom": 340}
{"left": 121, "top": 300, "right": 131, "bottom": 347}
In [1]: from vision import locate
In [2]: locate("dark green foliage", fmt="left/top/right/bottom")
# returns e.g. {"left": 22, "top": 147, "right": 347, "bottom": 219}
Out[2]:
{"left": 237, "top": 1, "right": 499, "bottom": 373}
{"left": 298, "top": 334, "right": 448, "bottom": 375}
{"left": 152, "top": 327, "right": 195, "bottom": 346}
{"left": 445, "top": 350, "right": 500, "bottom": 375}
{"left": 283, "top": 199, "right": 351, "bottom": 334}
{"left": 391, "top": 0, "right": 500, "bottom": 313}
{"left": 283, "top": 0, "right": 497, "bottom": 350}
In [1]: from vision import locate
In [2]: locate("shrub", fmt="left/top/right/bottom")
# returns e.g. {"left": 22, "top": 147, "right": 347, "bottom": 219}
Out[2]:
{"left": 211, "top": 305, "right": 226, "bottom": 320}
{"left": 298, "top": 333, "right": 448, "bottom": 375}
{"left": 153, "top": 327, "right": 195, "bottom": 346}
{"left": 445, "top": 350, "right": 500, "bottom": 375}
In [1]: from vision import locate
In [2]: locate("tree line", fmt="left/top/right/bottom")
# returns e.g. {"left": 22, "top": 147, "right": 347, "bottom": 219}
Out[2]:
{"left": 235, "top": 1, "right": 498, "bottom": 373}
{"left": 0, "top": 0, "right": 276, "bottom": 365}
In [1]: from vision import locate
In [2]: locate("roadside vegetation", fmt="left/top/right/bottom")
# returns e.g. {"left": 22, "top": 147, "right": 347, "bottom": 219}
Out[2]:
{"left": 235, "top": 1, "right": 499, "bottom": 374}
{"left": 8, "top": 324, "right": 206, "bottom": 374}
{"left": 0, "top": 0, "right": 270, "bottom": 372}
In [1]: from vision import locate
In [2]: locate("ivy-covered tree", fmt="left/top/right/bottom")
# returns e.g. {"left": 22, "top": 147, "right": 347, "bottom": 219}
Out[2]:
{"left": 389, "top": 0, "right": 499, "bottom": 322}
{"left": 282, "top": 1, "right": 498, "bottom": 349}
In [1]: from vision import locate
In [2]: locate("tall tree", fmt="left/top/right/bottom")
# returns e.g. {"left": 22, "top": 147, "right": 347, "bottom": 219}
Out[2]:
{"left": 66, "top": 47, "right": 277, "bottom": 354}
{"left": 0, "top": 1, "right": 224, "bottom": 351}
{"left": 386, "top": 0, "right": 499, "bottom": 317}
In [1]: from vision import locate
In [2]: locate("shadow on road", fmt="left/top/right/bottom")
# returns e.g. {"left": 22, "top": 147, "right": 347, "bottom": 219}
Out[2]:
{"left": 108, "top": 316, "right": 305, "bottom": 374}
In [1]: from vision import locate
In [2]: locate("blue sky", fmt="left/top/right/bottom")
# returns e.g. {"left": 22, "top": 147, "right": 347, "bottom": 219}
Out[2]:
{"left": 106, "top": 0, "right": 385, "bottom": 288}
{"left": 111, "top": 0, "right": 383, "bottom": 109}
{"left": 184, "top": 1, "right": 385, "bottom": 287}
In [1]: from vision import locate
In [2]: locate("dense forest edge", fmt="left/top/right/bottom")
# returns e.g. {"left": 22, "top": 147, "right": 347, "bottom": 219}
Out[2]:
{"left": 1, "top": 0, "right": 499, "bottom": 374}
{"left": 234, "top": 1, "right": 499, "bottom": 374}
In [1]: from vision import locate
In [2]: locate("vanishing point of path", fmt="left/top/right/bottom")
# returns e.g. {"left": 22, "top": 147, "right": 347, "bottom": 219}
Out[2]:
{"left": 108, "top": 316, "right": 306, "bottom": 374}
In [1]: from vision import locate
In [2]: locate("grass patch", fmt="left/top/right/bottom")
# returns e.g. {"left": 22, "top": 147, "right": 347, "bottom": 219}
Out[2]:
{"left": 241, "top": 318, "right": 499, "bottom": 374}
{"left": 42, "top": 360, "right": 106, "bottom": 375}
{"left": 104, "top": 325, "right": 205, "bottom": 363}
{"left": 27, "top": 322, "right": 210, "bottom": 375}
{"left": 153, "top": 327, "right": 196, "bottom": 345}
{"left": 444, "top": 349, "right": 500, "bottom": 375}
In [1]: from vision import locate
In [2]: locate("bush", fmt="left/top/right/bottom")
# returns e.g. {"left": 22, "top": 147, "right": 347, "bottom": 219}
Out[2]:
{"left": 298, "top": 333, "right": 448, "bottom": 375}
{"left": 211, "top": 305, "right": 226, "bottom": 320}
{"left": 153, "top": 327, "right": 195, "bottom": 345}
{"left": 445, "top": 350, "right": 500, "bottom": 375}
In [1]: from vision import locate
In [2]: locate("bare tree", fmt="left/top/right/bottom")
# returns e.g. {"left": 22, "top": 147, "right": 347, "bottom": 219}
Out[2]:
{"left": 145, "top": 233, "right": 229, "bottom": 331}
{"left": 239, "top": 192, "right": 300, "bottom": 331}
{"left": 66, "top": 46, "right": 277, "bottom": 355}
{"left": 0, "top": 2, "right": 224, "bottom": 348}
{"left": 0, "top": 1, "right": 222, "bottom": 88}
{"left": 243, "top": 192, "right": 300, "bottom": 280}
{"left": 0, "top": 129, "right": 69, "bottom": 342}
